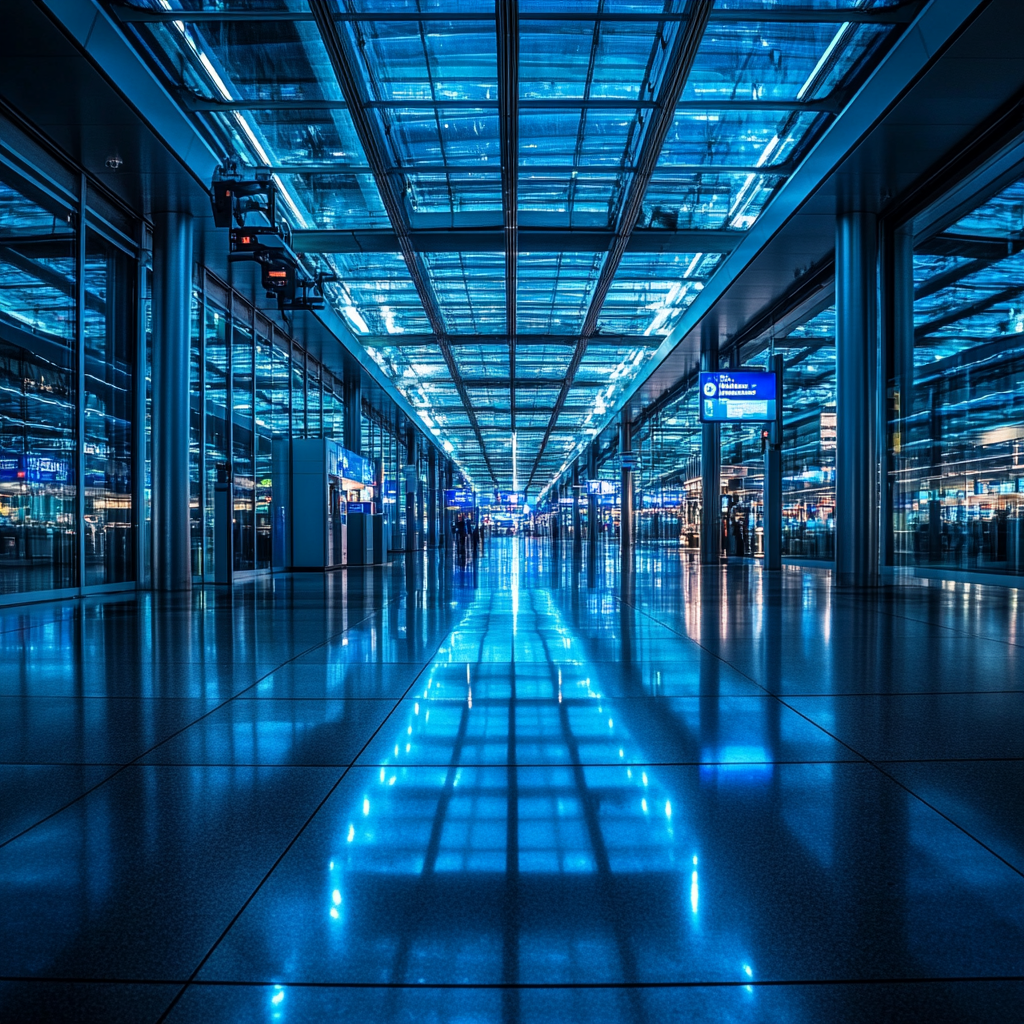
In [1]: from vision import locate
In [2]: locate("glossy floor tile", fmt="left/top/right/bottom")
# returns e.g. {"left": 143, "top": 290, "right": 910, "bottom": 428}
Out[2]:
{"left": 0, "top": 543, "right": 1020, "bottom": 1023}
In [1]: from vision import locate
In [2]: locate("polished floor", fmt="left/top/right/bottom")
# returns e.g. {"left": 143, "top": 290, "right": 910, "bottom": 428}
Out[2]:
{"left": 0, "top": 538, "right": 1021, "bottom": 1023}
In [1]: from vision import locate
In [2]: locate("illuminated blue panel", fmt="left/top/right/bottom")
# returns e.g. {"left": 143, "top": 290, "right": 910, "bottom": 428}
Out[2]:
{"left": 422, "top": 251, "right": 506, "bottom": 334}
{"left": 599, "top": 251, "right": 722, "bottom": 335}
{"left": 517, "top": 251, "right": 603, "bottom": 335}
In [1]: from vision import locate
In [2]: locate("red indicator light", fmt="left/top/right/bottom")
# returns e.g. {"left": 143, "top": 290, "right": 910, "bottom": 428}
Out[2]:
{"left": 268, "top": 270, "right": 287, "bottom": 279}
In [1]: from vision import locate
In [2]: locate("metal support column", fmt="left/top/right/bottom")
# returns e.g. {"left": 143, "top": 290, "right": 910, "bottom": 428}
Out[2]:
{"left": 551, "top": 483, "right": 561, "bottom": 547}
{"left": 763, "top": 353, "right": 783, "bottom": 570}
{"left": 572, "top": 460, "right": 582, "bottom": 560}
{"left": 343, "top": 364, "right": 361, "bottom": 454}
{"left": 443, "top": 460, "right": 453, "bottom": 553}
{"left": 620, "top": 411, "right": 633, "bottom": 570}
{"left": 881, "top": 224, "right": 915, "bottom": 568}
{"left": 427, "top": 447, "right": 437, "bottom": 547}
{"left": 700, "top": 328, "right": 721, "bottom": 565}
{"left": 587, "top": 443, "right": 598, "bottom": 557}
{"left": 836, "top": 210, "right": 879, "bottom": 587}
{"left": 151, "top": 210, "right": 194, "bottom": 591}
{"left": 405, "top": 421, "right": 418, "bottom": 552}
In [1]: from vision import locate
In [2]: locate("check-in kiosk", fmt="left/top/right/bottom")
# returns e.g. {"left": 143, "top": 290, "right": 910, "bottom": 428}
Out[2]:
{"left": 272, "top": 438, "right": 348, "bottom": 570}
{"left": 339, "top": 449, "right": 380, "bottom": 565}
{"left": 271, "top": 441, "right": 384, "bottom": 570}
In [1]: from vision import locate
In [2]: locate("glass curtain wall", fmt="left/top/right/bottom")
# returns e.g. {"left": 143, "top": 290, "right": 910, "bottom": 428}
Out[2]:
{"left": 82, "top": 231, "right": 134, "bottom": 585}
{"left": 232, "top": 315, "right": 255, "bottom": 573}
{"left": 254, "top": 327, "right": 274, "bottom": 571}
{"left": 894, "top": 163, "right": 1024, "bottom": 576}
{"left": 189, "top": 283, "right": 202, "bottom": 576}
{"left": 779, "top": 307, "right": 837, "bottom": 561}
{"left": 202, "top": 297, "right": 230, "bottom": 581}
{"left": 0, "top": 174, "right": 78, "bottom": 594}
{"left": 187, "top": 273, "right": 368, "bottom": 580}
{"left": 0, "top": 154, "right": 137, "bottom": 597}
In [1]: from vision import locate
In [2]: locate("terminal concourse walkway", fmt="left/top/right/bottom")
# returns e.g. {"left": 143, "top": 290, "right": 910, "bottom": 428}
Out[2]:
{"left": 0, "top": 539, "right": 1021, "bottom": 1022}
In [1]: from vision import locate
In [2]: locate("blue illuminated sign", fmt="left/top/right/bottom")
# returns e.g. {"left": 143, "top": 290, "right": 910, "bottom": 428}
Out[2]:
{"left": 699, "top": 371, "right": 777, "bottom": 422}
{"left": 494, "top": 490, "right": 525, "bottom": 505}
{"left": 445, "top": 489, "right": 476, "bottom": 509}
{"left": 341, "top": 448, "right": 375, "bottom": 486}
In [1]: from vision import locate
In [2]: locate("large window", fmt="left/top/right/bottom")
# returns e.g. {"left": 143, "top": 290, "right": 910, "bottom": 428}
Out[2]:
{"left": 254, "top": 329, "right": 274, "bottom": 571}
{"left": 189, "top": 284, "right": 202, "bottom": 576}
{"left": 82, "top": 231, "right": 134, "bottom": 585}
{"left": 895, "top": 168, "right": 1024, "bottom": 575}
{"left": 203, "top": 300, "right": 229, "bottom": 581}
{"left": 232, "top": 317, "right": 255, "bottom": 573}
{"left": 780, "top": 307, "right": 836, "bottom": 561}
{"left": 0, "top": 176, "right": 78, "bottom": 594}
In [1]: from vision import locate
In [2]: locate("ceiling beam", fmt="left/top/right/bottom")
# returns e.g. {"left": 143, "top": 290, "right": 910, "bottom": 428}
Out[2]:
{"left": 525, "top": 0, "right": 714, "bottom": 492}
{"left": 496, "top": 0, "right": 519, "bottom": 435}
{"left": 359, "top": 333, "right": 661, "bottom": 347}
{"left": 116, "top": 4, "right": 922, "bottom": 25}
{"left": 290, "top": 227, "right": 743, "bottom": 254}
{"left": 461, "top": 378, "right": 610, "bottom": 389}
{"left": 182, "top": 93, "right": 838, "bottom": 114}
{"left": 308, "top": 0, "right": 496, "bottom": 484}
{"left": 256, "top": 161, "right": 793, "bottom": 176}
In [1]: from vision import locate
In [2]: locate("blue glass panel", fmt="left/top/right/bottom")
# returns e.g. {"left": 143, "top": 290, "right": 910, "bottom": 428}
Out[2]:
{"left": 323, "top": 252, "right": 430, "bottom": 335}
{"left": 659, "top": 108, "right": 820, "bottom": 168}
{"left": 599, "top": 251, "right": 721, "bottom": 336}
{"left": 519, "top": 108, "right": 639, "bottom": 167}
{"left": 345, "top": 20, "right": 497, "bottom": 103}
{"left": 517, "top": 251, "right": 603, "bottom": 335}
{"left": 685, "top": 22, "right": 872, "bottom": 105}
{"left": 643, "top": 169, "right": 784, "bottom": 230}
{"left": 519, "top": 19, "right": 676, "bottom": 103}
{"left": 421, "top": 251, "right": 506, "bottom": 334}
{"left": 405, "top": 172, "right": 503, "bottom": 216}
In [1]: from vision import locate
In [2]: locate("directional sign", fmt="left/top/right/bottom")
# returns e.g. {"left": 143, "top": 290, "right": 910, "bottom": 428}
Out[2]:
{"left": 699, "top": 371, "right": 777, "bottom": 422}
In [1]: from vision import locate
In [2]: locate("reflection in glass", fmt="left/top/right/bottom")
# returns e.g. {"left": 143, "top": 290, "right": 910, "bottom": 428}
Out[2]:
{"left": 895, "top": 173, "right": 1024, "bottom": 575}
{"left": 82, "top": 231, "right": 134, "bottom": 585}
{"left": 233, "top": 320, "right": 255, "bottom": 573}
{"left": 204, "top": 302, "right": 229, "bottom": 581}
{"left": 190, "top": 287, "right": 202, "bottom": 576}
{"left": 0, "top": 175, "right": 77, "bottom": 593}
{"left": 255, "top": 331, "right": 274, "bottom": 570}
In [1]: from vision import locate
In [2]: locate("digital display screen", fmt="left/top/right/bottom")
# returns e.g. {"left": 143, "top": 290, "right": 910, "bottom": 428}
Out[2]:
{"left": 445, "top": 489, "right": 476, "bottom": 509}
{"left": 699, "top": 371, "right": 777, "bottom": 422}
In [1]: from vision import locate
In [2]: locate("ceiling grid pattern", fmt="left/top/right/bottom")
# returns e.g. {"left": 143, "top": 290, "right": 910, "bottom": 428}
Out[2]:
{"left": 116, "top": 0, "right": 909, "bottom": 492}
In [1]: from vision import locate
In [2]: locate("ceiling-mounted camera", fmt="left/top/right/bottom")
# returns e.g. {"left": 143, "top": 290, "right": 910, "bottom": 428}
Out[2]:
{"left": 210, "top": 164, "right": 277, "bottom": 229}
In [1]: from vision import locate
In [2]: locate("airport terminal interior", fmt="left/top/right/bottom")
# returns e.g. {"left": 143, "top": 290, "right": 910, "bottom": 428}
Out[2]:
{"left": 0, "top": 0, "right": 1022, "bottom": 1021}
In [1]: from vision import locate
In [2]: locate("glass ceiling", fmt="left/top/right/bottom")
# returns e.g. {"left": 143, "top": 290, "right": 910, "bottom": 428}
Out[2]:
{"left": 121, "top": 0, "right": 902, "bottom": 492}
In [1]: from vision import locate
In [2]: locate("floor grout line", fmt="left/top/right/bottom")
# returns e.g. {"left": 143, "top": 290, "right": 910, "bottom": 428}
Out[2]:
{"left": 154, "top": 594, "right": 475, "bottom": 1023}
{"left": 0, "top": 587, "right": 411, "bottom": 853}
{"left": 614, "top": 581, "right": 1024, "bottom": 882}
